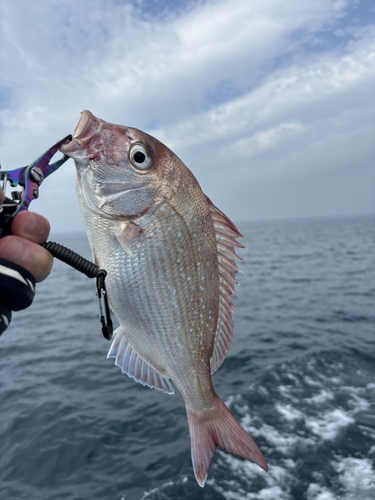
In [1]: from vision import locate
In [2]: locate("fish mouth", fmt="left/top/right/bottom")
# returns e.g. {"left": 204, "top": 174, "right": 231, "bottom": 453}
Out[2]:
{"left": 74, "top": 109, "right": 91, "bottom": 139}
{"left": 60, "top": 110, "right": 103, "bottom": 156}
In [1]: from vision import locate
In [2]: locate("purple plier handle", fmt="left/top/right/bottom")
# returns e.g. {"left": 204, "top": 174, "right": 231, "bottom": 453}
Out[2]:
{"left": 1, "top": 134, "right": 72, "bottom": 216}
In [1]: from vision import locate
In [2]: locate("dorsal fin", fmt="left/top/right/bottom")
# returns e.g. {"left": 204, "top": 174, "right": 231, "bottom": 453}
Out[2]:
{"left": 107, "top": 327, "right": 174, "bottom": 394}
{"left": 206, "top": 196, "right": 244, "bottom": 374}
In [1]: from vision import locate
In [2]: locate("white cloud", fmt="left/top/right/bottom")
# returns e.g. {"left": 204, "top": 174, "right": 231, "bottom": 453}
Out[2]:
{"left": 0, "top": 0, "right": 374, "bottom": 231}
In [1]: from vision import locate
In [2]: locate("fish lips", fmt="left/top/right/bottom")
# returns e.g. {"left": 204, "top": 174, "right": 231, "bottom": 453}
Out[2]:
{"left": 60, "top": 110, "right": 104, "bottom": 160}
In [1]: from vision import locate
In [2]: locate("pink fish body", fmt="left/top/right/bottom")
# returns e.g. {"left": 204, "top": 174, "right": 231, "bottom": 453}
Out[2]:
{"left": 61, "top": 110, "right": 267, "bottom": 486}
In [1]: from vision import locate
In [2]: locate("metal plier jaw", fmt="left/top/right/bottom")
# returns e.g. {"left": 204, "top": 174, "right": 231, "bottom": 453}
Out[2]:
{"left": 0, "top": 135, "right": 72, "bottom": 236}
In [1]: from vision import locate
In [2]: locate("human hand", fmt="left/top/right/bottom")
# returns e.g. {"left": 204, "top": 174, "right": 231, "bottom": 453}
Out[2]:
{"left": 0, "top": 192, "right": 53, "bottom": 282}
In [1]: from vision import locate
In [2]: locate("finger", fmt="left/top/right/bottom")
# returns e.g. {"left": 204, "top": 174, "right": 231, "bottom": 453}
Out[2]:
{"left": 0, "top": 236, "right": 53, "bottom": 282}
{"left": 11, "top": 211, "right": 51, "bottom": 244}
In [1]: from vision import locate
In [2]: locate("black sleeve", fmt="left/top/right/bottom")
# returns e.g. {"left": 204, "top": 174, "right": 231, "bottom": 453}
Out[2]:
{"left": 0, "top": 259, "right": 36, "bottom": 336}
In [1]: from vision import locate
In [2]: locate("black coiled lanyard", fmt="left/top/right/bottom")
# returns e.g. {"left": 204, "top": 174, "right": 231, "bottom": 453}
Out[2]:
{"left": 42, "top": 241, "right": 113, "bottom": 340}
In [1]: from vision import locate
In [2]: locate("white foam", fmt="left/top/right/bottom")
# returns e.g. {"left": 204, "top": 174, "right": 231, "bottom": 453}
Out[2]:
{"left": 336, "top": 457, "right": 375, "bottom": 494}
{"left": 304, "top": 389, "right": 334, "bottom": 405}
{"left": 304, "top": 375, "right": 324, "bottom": 387}
{"left": 330, "top": 377, "right": 343, "bottom": 385}
{"left": 249, "top": 485, "right": 289, "bottom": 499}
{"left": 217, "top": 452, "right": 268, "bottom": 480}
{"left": 213, "top": 454, "right": 292, "bottom": 500}
{"left": 245, "top": 420, "right": 311, "bottom": 454}
{"left": 275, "top": 403, "right": 304, "bottom": 422}
{"left": 141, "top": 481, "right": 175, "bottom": 499}
{"left": 277, "top": 384, "right": 300, "bottom": 403}
{"left": 305, "top": 408, "right": 354, "bottom": 440}
{"left": 284, "top": 371, "right": 300, "bottom": 384}
{"left": 306, "top": 483, "right": 336, "bottom": 500}
{"left": 281, "top": 458, "right": 297, "bottom": 468}
{"left": 305, "top": 457, "right": 375, "bottom": 500}
{"left": 210, "top": 483, "right": 290, "bottom": 500}
{"left": 342, "top": 385, "right": 371, "bottom": 412}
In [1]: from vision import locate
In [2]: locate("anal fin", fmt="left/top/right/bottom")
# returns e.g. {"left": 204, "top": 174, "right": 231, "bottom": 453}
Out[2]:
{"left": 107, "top": 327, "right": 174, "bottom": 394}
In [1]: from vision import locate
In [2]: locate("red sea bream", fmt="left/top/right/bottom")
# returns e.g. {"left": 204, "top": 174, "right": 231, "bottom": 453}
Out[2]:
{"left": 60, "top": 110, "right": 267, "bottom": 486}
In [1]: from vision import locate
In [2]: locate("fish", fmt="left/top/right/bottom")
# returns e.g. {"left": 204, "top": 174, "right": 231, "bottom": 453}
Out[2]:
{"left": 60, "top": 110, "right": 267, "bottom": 486}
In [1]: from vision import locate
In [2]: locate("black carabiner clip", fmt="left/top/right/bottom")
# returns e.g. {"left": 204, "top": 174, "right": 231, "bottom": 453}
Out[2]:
{"left": 96, "top": 270, "right": 114, "bottom": 340}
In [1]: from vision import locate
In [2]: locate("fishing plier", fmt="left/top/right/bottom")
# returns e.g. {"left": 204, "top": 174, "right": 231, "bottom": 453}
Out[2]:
{"left": 0, "top": 136, "right": 113, "bottom": 339}
{"left": 0, "top": 135, "right": 72, "bottom": 235}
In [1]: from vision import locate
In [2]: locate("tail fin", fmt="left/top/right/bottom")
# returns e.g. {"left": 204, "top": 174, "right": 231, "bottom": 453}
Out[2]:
{"left": 187, "top": 396, "right": 267, "bottom": 487}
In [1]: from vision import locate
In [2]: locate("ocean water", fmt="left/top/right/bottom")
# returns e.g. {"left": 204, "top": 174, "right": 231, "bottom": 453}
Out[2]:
{"left": 0, "top": 214, "right": 374, "bottom": 500}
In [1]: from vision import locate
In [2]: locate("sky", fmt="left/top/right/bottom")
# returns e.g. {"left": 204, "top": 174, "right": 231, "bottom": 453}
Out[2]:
{"left": 1, "top": 0, "right": 374, "bottom": 234}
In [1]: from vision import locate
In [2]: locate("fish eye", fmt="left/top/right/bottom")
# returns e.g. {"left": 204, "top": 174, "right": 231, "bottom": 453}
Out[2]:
{"left": 129, "top": 144, "right": 153, "bottom": 171}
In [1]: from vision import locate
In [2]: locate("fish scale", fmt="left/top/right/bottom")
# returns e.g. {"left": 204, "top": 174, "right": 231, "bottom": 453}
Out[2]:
{"left": 83, "top": 207, "right": 214, "bottom": 392}
{"left": 61, "top": 110, "right": 267, "bottom": 486}
{"left": 110, "top": 202, "right": 218, "bottom": 400}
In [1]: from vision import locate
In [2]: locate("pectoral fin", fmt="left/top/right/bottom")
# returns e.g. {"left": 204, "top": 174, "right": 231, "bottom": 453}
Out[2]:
{"left": 115, "top": 222, "right": 142, "bottom": 255}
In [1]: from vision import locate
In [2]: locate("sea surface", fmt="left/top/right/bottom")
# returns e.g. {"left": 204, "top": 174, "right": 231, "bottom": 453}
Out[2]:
{"left": 0, "top": 215, "right": 374, "bottom": 500}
